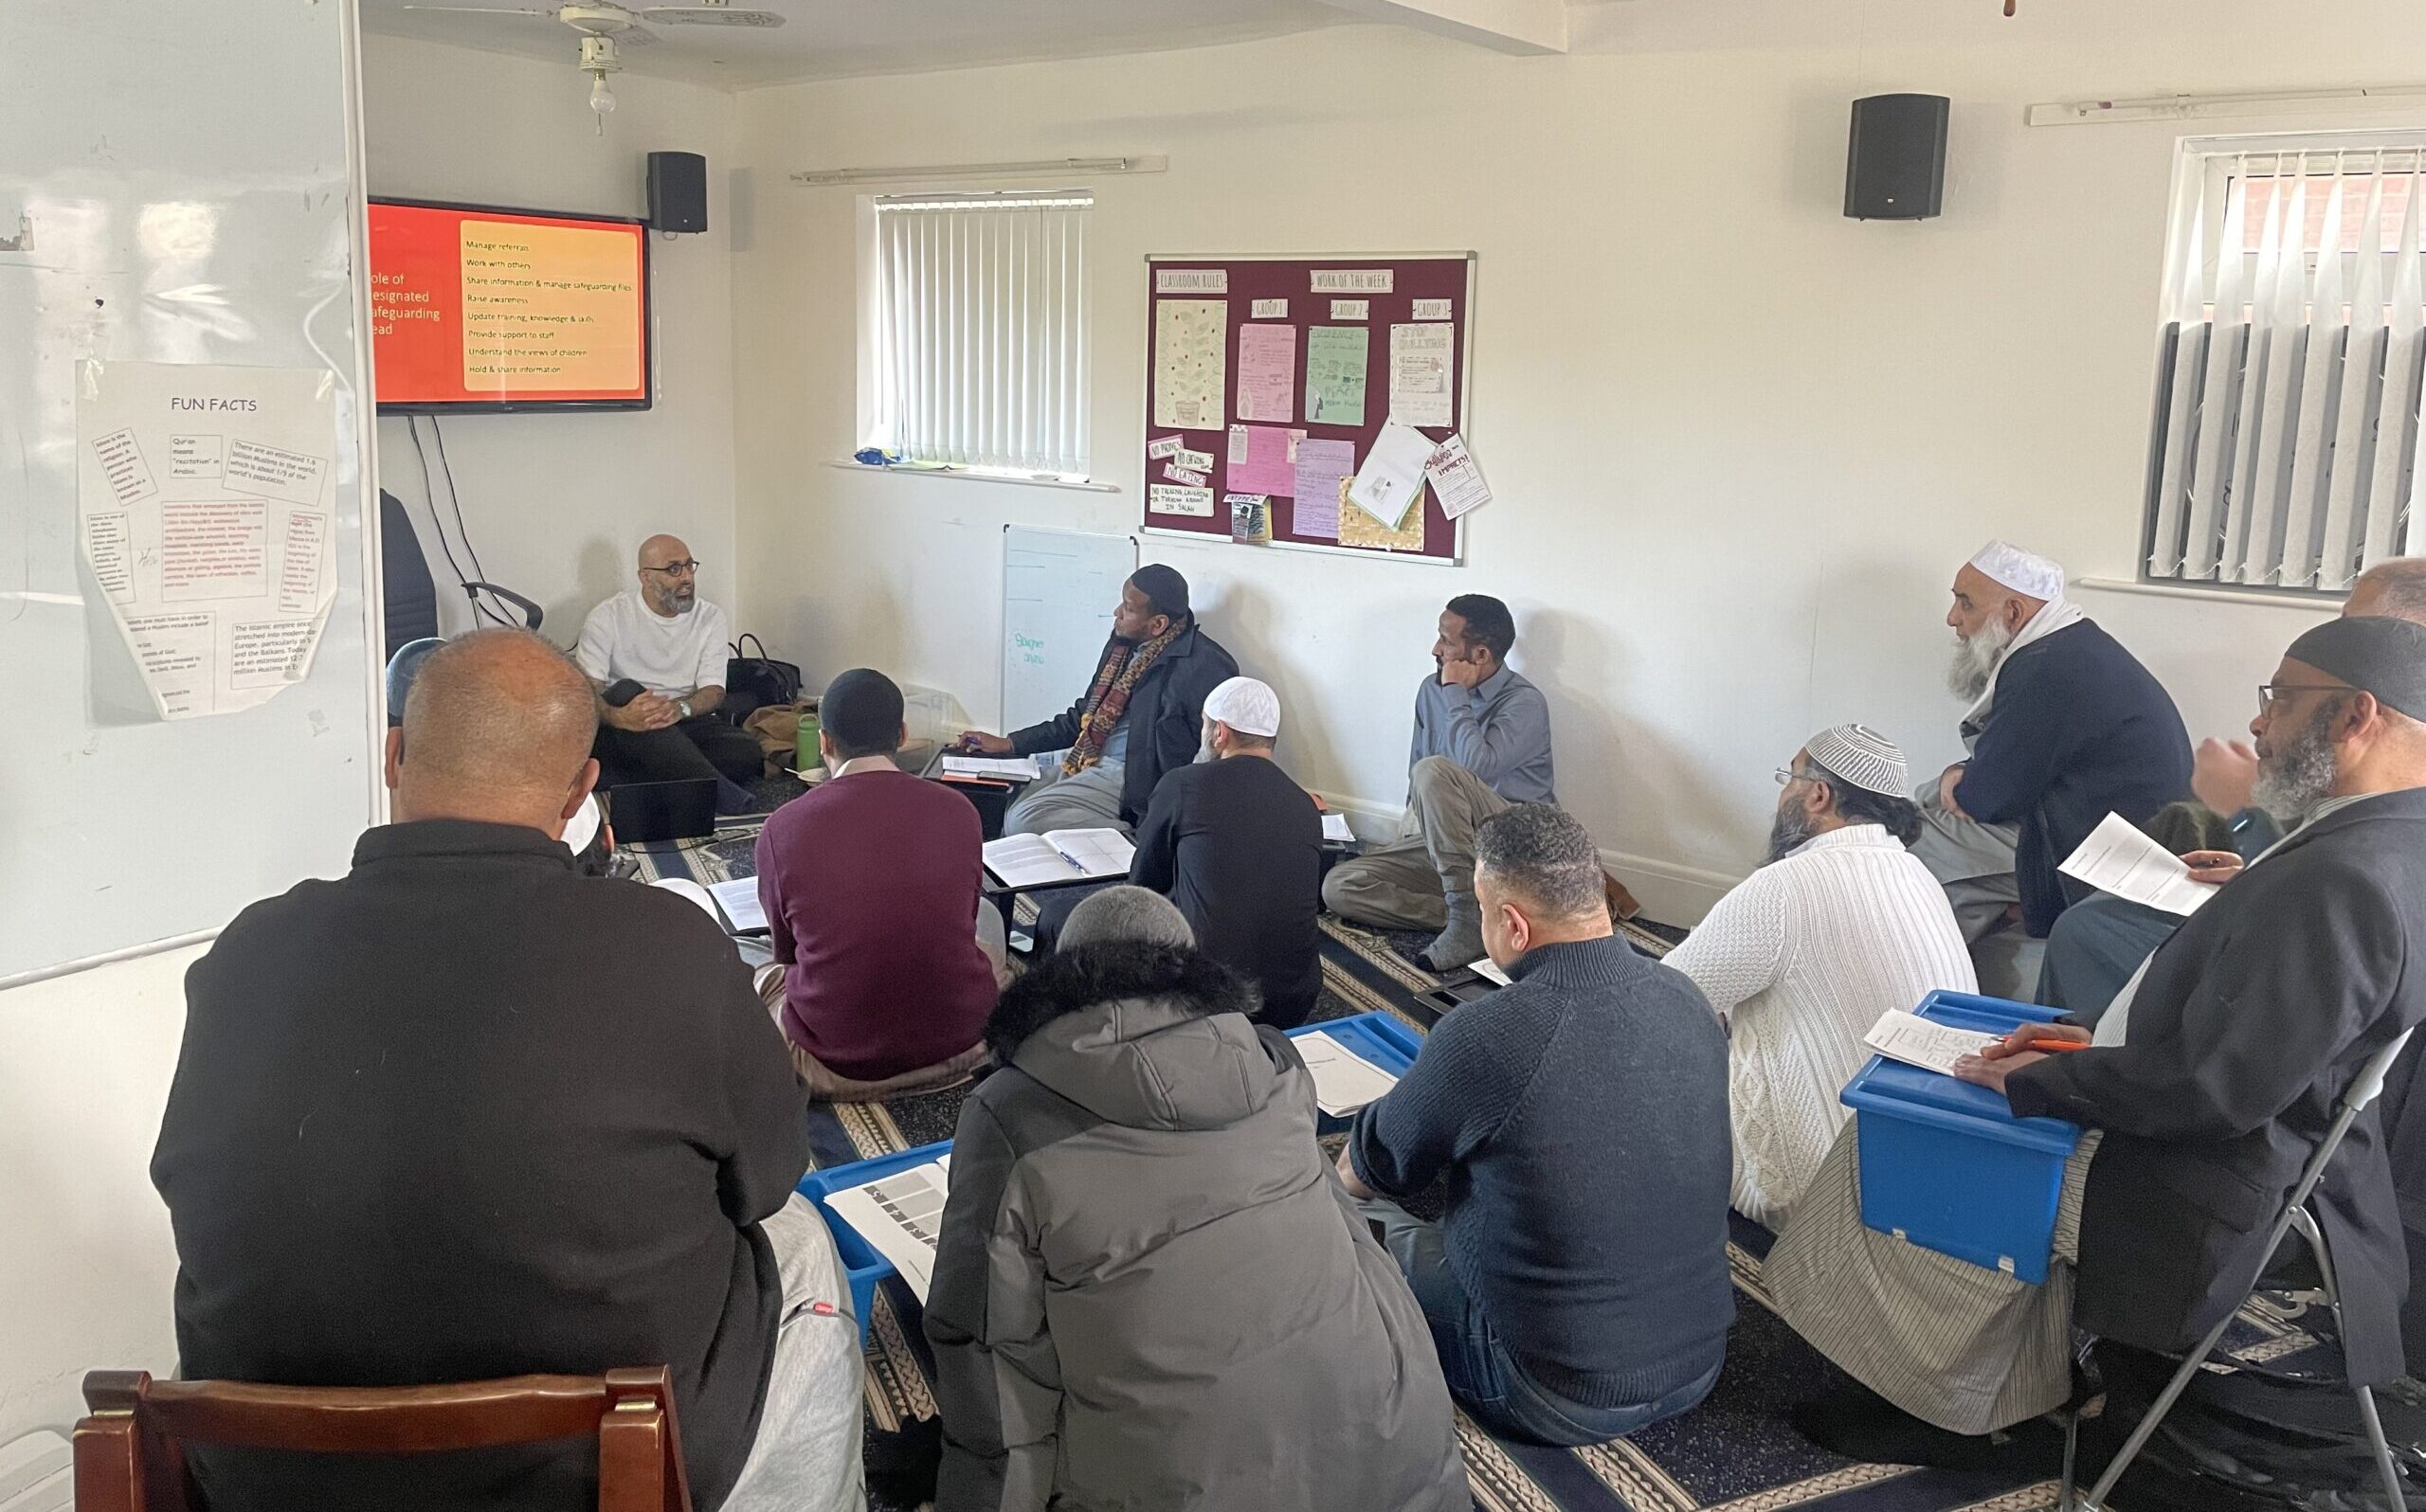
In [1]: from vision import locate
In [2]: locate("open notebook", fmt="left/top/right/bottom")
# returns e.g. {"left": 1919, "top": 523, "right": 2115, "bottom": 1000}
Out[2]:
{"left": 1292, "top": 1031, "right": 1401, "bottom": 1116}
{"left": 981, "top": 829, "right": 1135, "bottom": 889}
{"left": 820, "top": 1154, "right": 953, "bottom": 1304}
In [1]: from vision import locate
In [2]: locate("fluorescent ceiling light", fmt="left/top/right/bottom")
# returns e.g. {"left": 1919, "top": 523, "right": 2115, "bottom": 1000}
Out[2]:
{"left": 793, "top": 155, "right": 1168, "bottom": 187}
{"left": 2028, "top": 84, "right": 2426, "bottom": 127}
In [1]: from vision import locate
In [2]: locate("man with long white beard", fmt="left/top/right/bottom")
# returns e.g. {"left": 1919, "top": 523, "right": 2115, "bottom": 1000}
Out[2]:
{"left": 1910, "top": 541, "right": 2190, "bottom": 996}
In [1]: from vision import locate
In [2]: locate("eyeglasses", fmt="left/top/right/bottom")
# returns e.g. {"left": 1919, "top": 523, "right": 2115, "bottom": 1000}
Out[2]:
{"left": 1773, "top": 766, "right": 1809, "bottom": 787}
{"left": 642, "top": 560, "right": 702, "bottom": 578}
{"left": 2255, "top": 682, "right": 2346, "bottom": 718}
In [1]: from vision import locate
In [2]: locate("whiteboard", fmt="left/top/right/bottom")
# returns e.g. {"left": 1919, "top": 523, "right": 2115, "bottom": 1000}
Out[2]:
{"left": 0, "top": 0, "right": 384, "bottom": 984}
{"left": 1001, "top": 527, "right": 1136, "bottom": 732}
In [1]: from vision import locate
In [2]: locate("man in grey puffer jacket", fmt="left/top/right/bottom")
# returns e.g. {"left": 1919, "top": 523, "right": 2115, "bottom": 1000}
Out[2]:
{"left": 927, "top": 888, "right": 1468, "bottom": 1511}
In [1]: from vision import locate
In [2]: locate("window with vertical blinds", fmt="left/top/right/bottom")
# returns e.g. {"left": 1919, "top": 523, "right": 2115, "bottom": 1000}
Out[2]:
{"left": 868, "top": 191, "right": 1092, "bottom": 479}
{"left": 2145, "top": 140, "right": 2426, "bottom": 593}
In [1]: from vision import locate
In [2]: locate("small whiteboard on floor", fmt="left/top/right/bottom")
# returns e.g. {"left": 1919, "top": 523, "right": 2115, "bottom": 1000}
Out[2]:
{"left": 1001, "top": 527, "right": 1135, "bottom": 732}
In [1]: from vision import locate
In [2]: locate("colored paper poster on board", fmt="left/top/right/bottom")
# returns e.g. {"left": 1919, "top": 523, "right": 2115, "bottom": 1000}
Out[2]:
{"left": 1339, "top": 486, "right": 1429, "bottom": 551}
{"left": 76, "top": 360, "right": 341, "bottom": 721}
{"left": 1153, "top": 299, "right": 1227, "bottom": 429}
{"left": 1303, "top": 327, "right": 1368, "bottom": 426}
{"left": 1226, "top": 424, "right": 1299, "bottom": 496}
{"left": 1388, "top": 322, "right": 1455, "bottom": 427}
{"left": 1235, "top": 324, "right": 1296, "bottom": 423}
{"left": 1292, "top": 438, "right": 1355, "bottom": 539}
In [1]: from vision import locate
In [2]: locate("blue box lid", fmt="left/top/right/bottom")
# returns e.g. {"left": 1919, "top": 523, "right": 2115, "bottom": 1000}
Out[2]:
{"left": 1840, "top": 990, "right": 2083, "bottom": 1155}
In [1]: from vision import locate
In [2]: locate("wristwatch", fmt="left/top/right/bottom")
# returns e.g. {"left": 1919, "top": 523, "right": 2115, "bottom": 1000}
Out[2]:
{"left": 678, "top": 699, "right": 693, "bottom": 720}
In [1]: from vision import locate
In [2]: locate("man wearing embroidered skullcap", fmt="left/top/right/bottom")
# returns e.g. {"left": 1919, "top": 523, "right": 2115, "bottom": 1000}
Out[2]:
{"left": 1664, "top": 725, "right": 1976, "bottom": 1228}
{"left": 1910, "top": 541, "right": 2191, "bottom": 996}
{"left": 1128, "top": 675, "right": 1326, "bottom": 1027}
{"left": 959, "top": 564, "right": 1238, "bottom": 837}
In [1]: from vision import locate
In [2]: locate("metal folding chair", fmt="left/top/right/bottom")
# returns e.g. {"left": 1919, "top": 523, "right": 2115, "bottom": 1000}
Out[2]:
{"left": 2063, "top": 1026, "right": 2417, "bottom": 1512}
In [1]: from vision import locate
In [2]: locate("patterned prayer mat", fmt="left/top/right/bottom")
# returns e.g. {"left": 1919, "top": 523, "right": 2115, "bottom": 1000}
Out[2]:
{"left": 637, "top": 826, "right": 2075, "bottom": 1511}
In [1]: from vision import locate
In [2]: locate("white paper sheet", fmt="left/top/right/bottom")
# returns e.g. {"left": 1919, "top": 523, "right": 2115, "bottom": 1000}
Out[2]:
{"left": 2057, "top": 811, "right": 2220, "bottom": 918}
{"left": 1424, "top": 432, "right": 1492, "bottom": 519}
{"left": 1467, "top": 957, "right": 1512, "bottom": 987}
{"left": 77, "top": 361, "right": 339, "bottom": 720}
{"left": 1863, "top": 1010, "right": 2001, "bottom": 1077}
{"left": 1293, "top": 1030, "right": 1402, "bottom": 1116}
{"left": 1347, "top": 420, "right": 1439, "bottom": 529}
{"left": 821, "top": 1160, "right": 951, "bottom": 1303}
{"left": 1388, "top": 322, "right": 1455, "bottom": 427}
{"left": 649, "top": 876, "right": 719, "bottom": 919}
{"left": 1321, "top": 812, "right": 1355, "bottom": 843}
{"left": 709, "top": 876, "right": 769, "bottom": 934}
{"left": 942, "top": 754, "right": 1041, "bottom": 780}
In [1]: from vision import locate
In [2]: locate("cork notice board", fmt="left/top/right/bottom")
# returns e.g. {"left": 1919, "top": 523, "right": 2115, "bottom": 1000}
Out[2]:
{"left": 1140, "top": 254, "right": 1473, "bottom": 565}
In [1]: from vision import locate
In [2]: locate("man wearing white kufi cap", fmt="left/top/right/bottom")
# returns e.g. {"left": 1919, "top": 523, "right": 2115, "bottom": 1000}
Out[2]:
{"left": 1664, "top": 725, "right": 1975, "bottom": 1228}
{"left": 1128, "top": 675, "right": 1327, "bottom": 1026}
{"left": 1909, "top": 541, "right": 2191, "bottom": 997}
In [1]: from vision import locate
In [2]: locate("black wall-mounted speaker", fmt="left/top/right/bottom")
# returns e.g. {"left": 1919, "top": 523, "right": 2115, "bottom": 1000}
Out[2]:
{"left": 646, "top": 151, "right": 708, "bottom": 234}
{"left": 1844, "top": 95, "right": 1948, "bottom": 221}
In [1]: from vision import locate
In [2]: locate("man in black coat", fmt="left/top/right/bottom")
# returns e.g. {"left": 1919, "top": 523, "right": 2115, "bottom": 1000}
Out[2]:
{"left": 961, "top": 564, "right": 1238, "bottom": 835}
{"left": 1959, "top": 616, "right": 2426, "bottom": 1388}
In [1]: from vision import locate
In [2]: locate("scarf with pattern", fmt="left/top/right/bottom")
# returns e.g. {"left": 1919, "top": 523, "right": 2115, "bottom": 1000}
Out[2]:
{"left": 1063, "top": 619, "right": 1184, "bottom": 775}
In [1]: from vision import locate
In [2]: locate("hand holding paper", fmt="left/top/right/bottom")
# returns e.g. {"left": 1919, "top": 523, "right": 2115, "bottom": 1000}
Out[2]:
{"left": 2056, "top": 811, "right": 2222, "bottom": 917}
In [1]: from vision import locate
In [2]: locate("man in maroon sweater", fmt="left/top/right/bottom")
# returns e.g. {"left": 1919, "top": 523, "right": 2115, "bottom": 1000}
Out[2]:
{"left": 756, "top": 670, "right": 1005, "bottom": 1100}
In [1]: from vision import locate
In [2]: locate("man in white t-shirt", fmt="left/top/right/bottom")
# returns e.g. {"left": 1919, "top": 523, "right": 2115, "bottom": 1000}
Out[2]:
{"left": 574, "top": 534, "right": 764, "bottom": 797}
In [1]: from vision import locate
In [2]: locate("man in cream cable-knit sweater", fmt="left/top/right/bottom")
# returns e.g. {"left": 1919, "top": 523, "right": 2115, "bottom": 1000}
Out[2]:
{"left": 1663, "top": 724, "right": 1976, "bottom": 1229}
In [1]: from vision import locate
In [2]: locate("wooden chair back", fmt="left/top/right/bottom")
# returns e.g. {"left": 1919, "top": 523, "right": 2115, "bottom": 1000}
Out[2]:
{"left": 71, "top": 1367, "right": 694, "bottom": 1512}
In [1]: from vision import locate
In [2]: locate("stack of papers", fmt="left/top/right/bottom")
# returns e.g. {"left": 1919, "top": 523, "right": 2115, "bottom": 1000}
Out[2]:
{"left": 1864, "top": 1010, "right": 2001, "bottom": 1077}
{"left": 821, "top": 1154, "right": 953, "bottom": 1303}
{"left": 2056, "top": 811, "right": 2221, "bottom": 917}
{"left": 942, "top": 754, "right": 1041, "bottom": 781}
{"left": 982, "top": 829, "right": 1134, "bottom": 888}
{"left": 1293, "top": 1030, "right": 1401, "bottom": 1116}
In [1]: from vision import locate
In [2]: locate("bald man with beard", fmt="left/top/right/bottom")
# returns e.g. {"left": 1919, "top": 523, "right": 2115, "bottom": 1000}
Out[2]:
{"left": 152, "top": 631, "right": 862, "bottom": 1512}
{"left": 574, "top": 532, "right": 766, "bottom": 801}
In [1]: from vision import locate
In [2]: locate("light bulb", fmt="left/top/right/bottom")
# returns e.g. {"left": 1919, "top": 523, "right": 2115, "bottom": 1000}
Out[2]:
{"left": 588, "top": 72, "right": 617, "bottom": 117}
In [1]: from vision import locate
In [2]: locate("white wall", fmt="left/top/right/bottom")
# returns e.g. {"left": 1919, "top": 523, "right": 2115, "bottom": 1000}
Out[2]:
{"left": 362, "top": 37, "right": 740, "bottom": 637}
{"left": 726, "top": 0, "right": 2412, "bottom": 919}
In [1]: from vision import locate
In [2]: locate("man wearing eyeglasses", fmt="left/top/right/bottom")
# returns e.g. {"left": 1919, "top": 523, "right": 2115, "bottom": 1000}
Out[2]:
{"left": 574, "top": 533, "right": 764, "bottom": 798}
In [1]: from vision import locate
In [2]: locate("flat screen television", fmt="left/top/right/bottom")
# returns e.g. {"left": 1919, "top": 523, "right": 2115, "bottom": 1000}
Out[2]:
{"left": 368, "top": 198, "right": 652, "bottom": 413}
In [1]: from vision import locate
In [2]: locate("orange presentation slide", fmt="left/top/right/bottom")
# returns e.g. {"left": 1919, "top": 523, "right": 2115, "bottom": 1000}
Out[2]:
{"left": 369, "top": 201, "right": 651, "bottom": 409}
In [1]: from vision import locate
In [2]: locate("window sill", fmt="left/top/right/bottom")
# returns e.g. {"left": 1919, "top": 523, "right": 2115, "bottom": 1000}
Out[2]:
{"left": 825, "top": 459, "right": 1117, "bottom": 495}
{"left": 2074, "top": 576, "right": 2341, "bottom": 611}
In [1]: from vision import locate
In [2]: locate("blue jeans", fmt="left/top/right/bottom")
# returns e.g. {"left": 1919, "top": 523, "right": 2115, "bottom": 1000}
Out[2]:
{"left": 1360, "top": 1196, "right": 1723, "bottom": 1447}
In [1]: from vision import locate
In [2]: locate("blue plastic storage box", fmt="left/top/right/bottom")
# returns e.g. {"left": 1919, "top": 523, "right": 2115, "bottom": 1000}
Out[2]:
{"left": 795, "top": 1011, "right": 1423, "bottom": 1343}
{"left": 1839, "top": 991, "right": 2085, "bottom": 1284}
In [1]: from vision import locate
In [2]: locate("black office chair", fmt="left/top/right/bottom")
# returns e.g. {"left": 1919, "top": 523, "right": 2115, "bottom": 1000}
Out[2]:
{"left": 379, "top": 488, "right": 544, "bottom": 655}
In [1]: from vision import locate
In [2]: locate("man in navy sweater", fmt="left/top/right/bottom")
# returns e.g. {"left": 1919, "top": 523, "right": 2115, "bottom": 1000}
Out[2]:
{"left": 1913, "top": 541, "right": 2191, "bottom": 997}
{"left": 1338, "top": 803, "right": 1733, "bottom": 1446}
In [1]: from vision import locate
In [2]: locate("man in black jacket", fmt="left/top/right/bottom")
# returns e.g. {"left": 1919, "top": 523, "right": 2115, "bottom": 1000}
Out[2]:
{"left": 152, "top": 630, "right": 851, "bottom": 1512}
{"left": 960, "top": 564, "right": 1237, "bottom": 835}
{"left": 1960, "top": 615, "right": 2426, "bottom": 1390}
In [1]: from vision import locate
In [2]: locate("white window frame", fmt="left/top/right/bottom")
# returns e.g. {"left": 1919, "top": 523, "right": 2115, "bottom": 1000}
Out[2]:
{"left": 2142, "top": 129, "right": 2426, "bottom": 597}
{"left": 853, "top": 189, "right": 1093, "bottom": 484}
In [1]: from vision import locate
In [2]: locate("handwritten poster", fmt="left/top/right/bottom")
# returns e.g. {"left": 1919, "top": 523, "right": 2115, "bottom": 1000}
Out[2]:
{"left": 1303, "top": 327, "right": 1368, "bottom": 426}
{"left": 1389, "top": 322, "right": 1455, "bottom": 427}
{"left": 1152, "top": 299, "right": 1227, "bottom": 429}
{"left": 77, "top": 361, "right": 339, "bottom": 720}
{"left": 1235, "top": 324, "right": 1297, "bottom": 423}
{"left": 1227, "top": 424, "right": 1301, "bottom": 496}
{"left": 1292, "top": 438, "right": 1355, "bottom": 540}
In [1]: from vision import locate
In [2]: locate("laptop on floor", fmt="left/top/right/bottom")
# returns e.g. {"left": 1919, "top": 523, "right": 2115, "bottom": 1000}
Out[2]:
{"left": 606, "top": 778, "right": 718, "bottom": 844}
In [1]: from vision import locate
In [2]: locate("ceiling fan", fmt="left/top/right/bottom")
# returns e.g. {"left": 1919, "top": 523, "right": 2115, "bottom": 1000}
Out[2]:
{"left": 398, "top": 2, "right": 786, "bottom": 129}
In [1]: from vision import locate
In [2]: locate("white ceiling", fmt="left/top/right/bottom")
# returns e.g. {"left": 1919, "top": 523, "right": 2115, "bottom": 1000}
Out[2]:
{"left": 357, "top": 0, "right": 1352, "bottom": 87}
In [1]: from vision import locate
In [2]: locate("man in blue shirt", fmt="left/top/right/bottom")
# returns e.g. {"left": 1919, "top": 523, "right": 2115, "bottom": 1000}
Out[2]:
{"left": 1338, "top": 803, "right": 1732, "bottom": 1446}
{"left": 1322, "top": 595, "right": 1568, "bottom": 969}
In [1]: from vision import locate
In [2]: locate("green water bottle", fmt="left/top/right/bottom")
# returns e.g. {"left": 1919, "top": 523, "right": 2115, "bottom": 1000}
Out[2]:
{"left": 795, "top": 710, "right": 821, "bottom": 775}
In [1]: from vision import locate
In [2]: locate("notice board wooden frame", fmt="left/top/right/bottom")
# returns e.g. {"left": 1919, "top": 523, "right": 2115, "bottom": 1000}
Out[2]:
{"left": 1140, "top": 252, "right": 1475, "bottom": 566}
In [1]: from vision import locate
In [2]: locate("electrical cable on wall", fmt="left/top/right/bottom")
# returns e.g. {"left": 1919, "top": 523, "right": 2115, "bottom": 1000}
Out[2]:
{"left": 426, "top": 417, "right": 516, "bottom": 625}
{"left": 406, "top": 416, "right": 513, "bottom": 627}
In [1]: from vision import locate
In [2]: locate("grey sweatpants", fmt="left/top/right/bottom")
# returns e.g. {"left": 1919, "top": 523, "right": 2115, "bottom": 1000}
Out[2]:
{"left": 721, "top": 1195, "right": 867, "bottom": 1512}
{"left": 1003, "top": 759, "right": 1131, "bottom": 837}
{"left": 1321, "top": 757, "right": 1509, "bottom": 932}
{"left": 1907, "top": 779, "right": 2042, "bottom": 999}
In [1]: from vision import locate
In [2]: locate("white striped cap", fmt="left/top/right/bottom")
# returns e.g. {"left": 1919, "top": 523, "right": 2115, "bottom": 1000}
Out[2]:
{"left": 1967, "top": 539, "right": 2065, "bottom": 601}
{"left": 1804, "top": 724, "right": 1910, "bottom": 798}
{"left": 1204, "top": 675, "right": 1281, "bottom": 738}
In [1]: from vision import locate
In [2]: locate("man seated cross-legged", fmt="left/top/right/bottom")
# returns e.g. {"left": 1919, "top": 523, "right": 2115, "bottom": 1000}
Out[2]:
{"left": 152, "top": 629, "right": 861, "bottom": 1512}
{"left": 1339, "top": 803, "right": 1734, "bottom": 1446}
